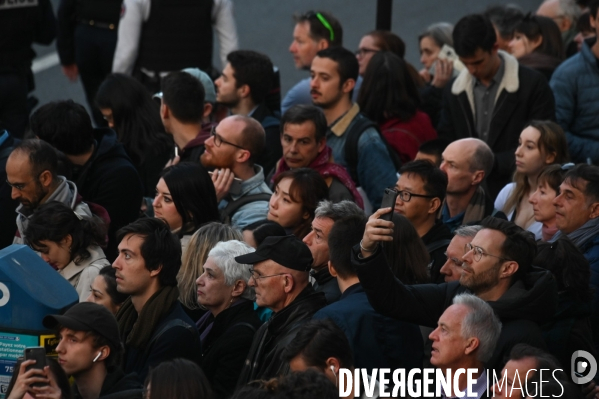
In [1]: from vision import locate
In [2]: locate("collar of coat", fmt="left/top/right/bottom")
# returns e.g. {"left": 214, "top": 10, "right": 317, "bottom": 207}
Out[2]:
{"left": 451, "top": 50, "right": 519, "bottom": 115}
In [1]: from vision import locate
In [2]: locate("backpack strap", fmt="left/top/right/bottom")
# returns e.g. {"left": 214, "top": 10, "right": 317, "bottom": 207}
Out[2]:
{"left": 425, "top": 239, "right": 452, "bottom": 254}
{"left": 261, "top": 115, "right": 280, "bottom": 129}
{"left": 220, "top": 193, "right": 272, "bottom": 224}
{"left": 139, "top": 319, "right": 198, "bottom": 369}
{"left": 343, "top": 114, "right": 402, "bottom": 186}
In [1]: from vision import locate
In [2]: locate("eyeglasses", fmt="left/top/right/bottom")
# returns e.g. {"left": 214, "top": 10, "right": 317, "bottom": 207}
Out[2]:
{"left": 248, "top": 268, "right": 290, "bottom": 281}
{"left": 464, "top": 242, "right": 512, "bottom": 263}
{"left": 355, "top": 48, "right": 379, "bottom": 57}
{"left": 305, "top": 11, "right": 335, "bottom": 41}
{"left": 6, "top": 172, "right": 43, "bottom": 191}
{"left": 210, "top": 126, "right": 245, "bottom": 150}
{"left": 395, "top": 189, "right": 436, "bottom": 202}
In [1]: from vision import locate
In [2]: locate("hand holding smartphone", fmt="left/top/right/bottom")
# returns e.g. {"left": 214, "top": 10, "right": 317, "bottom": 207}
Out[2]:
{"left": 379, "top": 188, "right": 398, "bottom": 221}
{"left": 24, "top": 347, "right": 48, "bottom": 388}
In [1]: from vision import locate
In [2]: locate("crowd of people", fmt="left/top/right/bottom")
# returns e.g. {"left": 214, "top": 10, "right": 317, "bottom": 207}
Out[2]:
{"left": 2, "top": 0, "right": 599, "bottom": 398}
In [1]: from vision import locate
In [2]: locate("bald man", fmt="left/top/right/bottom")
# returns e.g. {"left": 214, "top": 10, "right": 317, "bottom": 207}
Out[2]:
{"left": 201, "top": 115, "right": 272, "bottom": 228}
{"left": 439, "top": 138, "right": 506, "bottom": 232}
{"left": 235, "top": 235, "right": 327, "bottom": 385}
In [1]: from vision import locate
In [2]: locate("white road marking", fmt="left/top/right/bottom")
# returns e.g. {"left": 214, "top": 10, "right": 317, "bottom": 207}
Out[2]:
{"left": 32, "top": 52, "right": 60, "bottom": 74}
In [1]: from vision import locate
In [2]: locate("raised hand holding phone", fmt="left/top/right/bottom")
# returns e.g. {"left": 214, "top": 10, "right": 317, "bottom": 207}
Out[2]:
{"left": 6, "top": 360, "right": 49, "bottom": 399}
{"left": 360, "top": 207, "right": 395, "bottom": 258}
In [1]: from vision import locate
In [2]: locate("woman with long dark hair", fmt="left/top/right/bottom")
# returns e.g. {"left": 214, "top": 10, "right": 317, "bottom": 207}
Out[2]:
{"left": 25, "top": 201, "right": 109, "bottom": 302}
{"left": 268, "top": 168, "right": 328, "bottom": 239}
{"left": 96, "top": 73, "right": 173, "bottom": 197}
{"left": 382, "top": 213, "right": 430, "bottom": 284}
{"left": 508, "top": 14, "right": 564, "bottom": 80}
{"left": 144, "top": 358, "right": 212, "bottom": 399}
{"left": 153, "top": 162, "right": 220, "bottom": 253}
{"left": 357, "top": 52, "right": 437, "bottom": 163}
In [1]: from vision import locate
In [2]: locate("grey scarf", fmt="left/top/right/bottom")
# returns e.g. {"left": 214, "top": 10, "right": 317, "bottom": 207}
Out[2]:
{"left": 550, "top": 217, "right": 599, "bottom": 248}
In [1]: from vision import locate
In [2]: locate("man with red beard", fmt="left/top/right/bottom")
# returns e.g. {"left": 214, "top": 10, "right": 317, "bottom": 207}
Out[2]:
{"left": 200, "top": 115, "right": 271, "bottom": 228}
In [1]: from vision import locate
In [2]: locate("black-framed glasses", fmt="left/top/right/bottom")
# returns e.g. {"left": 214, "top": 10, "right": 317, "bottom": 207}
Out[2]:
{"left": 355, "top": 48, "right": 379, "bottom": 57}
{"left": 210, "top": 126, "right": 245, "bottom": 150}
{"left": 395, "top": 190, "right": 436, "bottom": 202}
{"left": 304, "top": 11, "right": 335, "bottom": 41}
{"left": 464, "top": 242, "right": 512, "bottom": 263}
{"left": 248, "top": 268, "right": 290, "bottom": 281}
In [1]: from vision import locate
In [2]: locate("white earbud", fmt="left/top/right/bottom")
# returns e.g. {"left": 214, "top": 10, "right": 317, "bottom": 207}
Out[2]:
{"left": 330, "top": 365, "right": 336, "bottom": 377}
{"left": 93, "top": 352, "right": 102, "bottom": 363}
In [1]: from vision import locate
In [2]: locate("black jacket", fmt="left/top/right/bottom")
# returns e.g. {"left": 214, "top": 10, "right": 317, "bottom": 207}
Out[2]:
{"left": 421, "top": 220, "right": 452, "bottom": 284}
{"left": 73, "top": 367, "right": 142, "bottom": 399}
{"left": 72, "top": 128, "right": 143, "bottom": 260}
{"left": 199, "top": 300, "right": 263, "bottom": 399}
{"left": 311, "top": 266, "right": 341, "bottom": 304}
{"left": 438, "top": 53, "right": 555, "bottom": 198}
{"left": 237, "top": 285, "right": 327, "bottom": 386}
{"left": 251, "top": 104, "right": 282, "bottom": 177}
{"left": 123, "top": 302, "right": 200, "bottom": 384}
{"left": 353, "top": 245, "right": 558, "bottom": 371}
{"left": 0, "top": 133, "right": 19, "bottom": 249}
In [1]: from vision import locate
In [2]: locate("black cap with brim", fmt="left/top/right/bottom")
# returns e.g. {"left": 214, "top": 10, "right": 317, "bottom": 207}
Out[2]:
{"left": 43, "top": 302, "right": 121, "bottom": 348}
{"left": 235, "top": 235, "right": 313, "bottom": 272}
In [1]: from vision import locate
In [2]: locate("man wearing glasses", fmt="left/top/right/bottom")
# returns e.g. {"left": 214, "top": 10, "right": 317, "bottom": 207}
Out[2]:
{"left": 394, "top": 160, "right": 452, "bottom": 283}
{"left": 235, "top": 235, "right": 327, "bottom": 386}
{"left": 283, "top": 10, "right": 355, "bottom": 114}
{"left": 353, "top": 215, "right": 557, "bottom": 372}
{"left": 5, "top": 139, "right": 93, "bottom": 246}
{"left": 200, "top": 115, "right": 272, "bottom": 229}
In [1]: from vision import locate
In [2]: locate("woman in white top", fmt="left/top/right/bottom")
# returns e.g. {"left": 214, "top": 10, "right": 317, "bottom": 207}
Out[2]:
{"left": 24, "top": 201, "right": 109, "bottom": 301}
{"left": 494, "top": 121, "right": 568, "bottom": 239}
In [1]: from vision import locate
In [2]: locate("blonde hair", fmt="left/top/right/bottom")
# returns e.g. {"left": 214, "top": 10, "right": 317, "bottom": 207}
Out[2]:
{"left": 177, "top": 222, "right": 242, "bottom": 310}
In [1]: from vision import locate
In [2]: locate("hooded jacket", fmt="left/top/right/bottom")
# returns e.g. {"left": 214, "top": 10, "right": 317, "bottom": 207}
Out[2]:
{"left": 353, "top": 245, "right": 558, "bottom": 371}
{"left": 236, "top": 285, "right": 327, "bottom": 386}
{"left": 59, "top": 245, "right": 109, "bottom": 302}
{"left": 72, "top": 129, "right": 142, "bottom": 260}
{"left": 14, "top": 176, "right": 91, "bottom": 245}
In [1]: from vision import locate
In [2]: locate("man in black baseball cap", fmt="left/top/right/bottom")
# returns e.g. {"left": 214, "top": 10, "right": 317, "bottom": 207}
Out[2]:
{"left": 236, "top": 235, "right": 327, "bottom": 386}
{"left": 43, "top": 302, "right": 142, "bottom": 399}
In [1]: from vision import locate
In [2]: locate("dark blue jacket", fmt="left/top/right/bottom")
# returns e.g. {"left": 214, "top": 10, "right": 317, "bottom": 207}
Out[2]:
{"left": 551, "top": 38, "right": 599, "bottom": 164}
{"left": 312, "top": 283, "right": 423, "bottom": 373}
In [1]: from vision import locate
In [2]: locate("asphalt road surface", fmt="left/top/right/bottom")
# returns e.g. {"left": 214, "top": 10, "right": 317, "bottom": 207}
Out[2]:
{"left": 31, "top": 0, "right": 543, "bottom": 118}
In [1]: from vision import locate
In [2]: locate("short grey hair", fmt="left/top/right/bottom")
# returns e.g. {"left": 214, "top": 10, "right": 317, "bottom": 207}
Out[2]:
{"left": 557, "top": 0, "right": 581, "bottom": 23}
{"left": 208, "top": 240, "right": 255, "bottom": 301}
{"left": 314, "top": 200, "right": 364, "bottom": 221}
{"left": 452, "top": 293, "right": 502, "bottom": 364}
{"left": 469, "top": 140, "right": 494, "bottom": 179}
{"left": 454, "top": 225, "right": 483, "bottom": 238}
{"left": 419, "top": 22, "right": 454, "bottom": 48}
